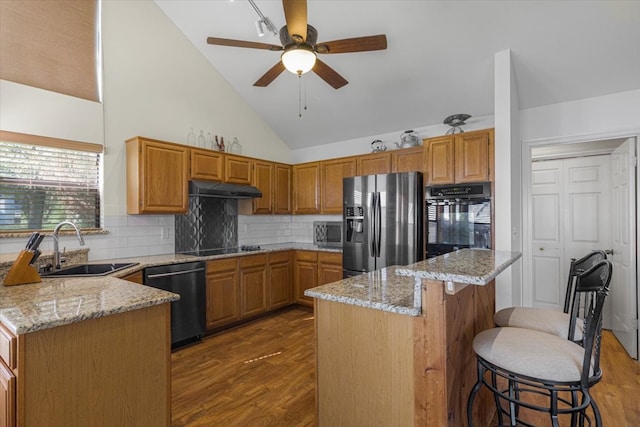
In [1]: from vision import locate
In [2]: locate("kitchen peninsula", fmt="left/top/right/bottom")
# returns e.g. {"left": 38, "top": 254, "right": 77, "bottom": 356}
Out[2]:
{"left": 0, "top": 275, "right": 178, "bottom": 426}
{"left": 305, "top": 248, "right": 521, "bottom": 426}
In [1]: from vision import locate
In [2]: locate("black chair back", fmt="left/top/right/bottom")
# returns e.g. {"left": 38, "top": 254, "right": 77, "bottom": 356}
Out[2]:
{"left": 563, "top": 250, "right": 607, "bottom": 314}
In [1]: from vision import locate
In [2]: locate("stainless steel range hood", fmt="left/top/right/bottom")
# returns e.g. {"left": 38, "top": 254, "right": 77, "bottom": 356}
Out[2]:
{"left": 189, "top": 180, "right": 262, "bottom": 199}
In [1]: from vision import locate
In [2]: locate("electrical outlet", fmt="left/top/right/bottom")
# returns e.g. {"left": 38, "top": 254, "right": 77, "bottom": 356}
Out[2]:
{"left": 160, "top": 227, "right": 170, "bottom": 239}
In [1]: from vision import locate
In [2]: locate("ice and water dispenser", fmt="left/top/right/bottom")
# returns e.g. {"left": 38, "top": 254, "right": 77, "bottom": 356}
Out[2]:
{"left": 345, "top": 206, "right": 365, "bottom": 243}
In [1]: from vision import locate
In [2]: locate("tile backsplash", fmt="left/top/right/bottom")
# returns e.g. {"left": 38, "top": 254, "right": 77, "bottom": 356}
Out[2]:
{"left": 0, "top": 212, "right": 340, "bottom": 261}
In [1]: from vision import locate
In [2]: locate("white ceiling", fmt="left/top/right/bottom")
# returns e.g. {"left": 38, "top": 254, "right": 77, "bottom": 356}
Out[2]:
{"left": 154, "top": 1, "right": 640, "bottom": 150}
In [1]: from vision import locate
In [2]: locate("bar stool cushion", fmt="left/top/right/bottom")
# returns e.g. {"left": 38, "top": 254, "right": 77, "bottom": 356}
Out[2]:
{"left": 473, "top": 327, "right": 593, "bottom": 383}
{"left": 494, "top": 307, "right": 584, "bottom": 340}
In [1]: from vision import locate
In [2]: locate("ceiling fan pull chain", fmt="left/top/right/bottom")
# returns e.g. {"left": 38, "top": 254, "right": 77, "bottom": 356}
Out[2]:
{"left": 298, "top": 74, "right": 302, "bottom": 118}
{"left": 304, "top": 78, "right": 308, "bottom": 112}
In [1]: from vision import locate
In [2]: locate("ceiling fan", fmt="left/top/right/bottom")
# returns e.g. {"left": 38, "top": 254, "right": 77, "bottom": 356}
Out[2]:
{"left": 206, "top": 0, "right": 387, "bottom": 89}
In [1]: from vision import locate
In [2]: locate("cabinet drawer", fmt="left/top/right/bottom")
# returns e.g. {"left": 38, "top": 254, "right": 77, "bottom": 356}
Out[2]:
{"left": 318, "top": 251, "right": 342, "bottom": 265}
{"left": 268, "top": 250, "right": 290, "bottom": 264}
{"left": 295, "top": 250, "right": 318, "bottom": 262}
{"left": 207, "top": 258, "right": 238, "bottom": 273}
{"left": 0, "top": 323, "right": 16, "bottom": 369}
{"left": 240, "top": 254, "right": 268, "bottom": 268}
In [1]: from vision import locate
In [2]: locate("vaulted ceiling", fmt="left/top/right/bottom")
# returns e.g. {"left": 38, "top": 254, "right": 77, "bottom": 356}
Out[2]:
{"left": 154, "top": 1, "right": 640, "bottom": 150}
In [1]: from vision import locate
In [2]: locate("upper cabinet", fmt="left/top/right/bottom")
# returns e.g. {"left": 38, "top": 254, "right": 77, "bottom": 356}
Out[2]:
{"left": 190, "top": 148, "right": 224, "bottom": 182}
{"left": 357, "top": 152, "right": 391, "bottom": 175}
{"left": 273, "top": 163, "right": 292, "bottom": 214}
{"left": 251, "top": 159, "right": 274, "bottom": 214}
{"left": 224, "top": 154, "right": 252, "bottom": 185}
{"left": 320, "top": 157, "right": 357, "bottom": 214}
{"left": 126, "top": 136, "right": 189, "bottom": 214}
{"left": 424, "top": 128, "right": 494, "bottom": 185}
{"left": 392, "top": 146, "right": 424, "bottom": 173}
{"left": 292, "top": 162, "right": 320, "bottom": 214}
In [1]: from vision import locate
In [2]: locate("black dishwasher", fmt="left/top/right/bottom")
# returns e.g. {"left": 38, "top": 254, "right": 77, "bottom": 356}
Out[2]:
{"left": 144, "top": 261, "right": 206, "bottom": 347}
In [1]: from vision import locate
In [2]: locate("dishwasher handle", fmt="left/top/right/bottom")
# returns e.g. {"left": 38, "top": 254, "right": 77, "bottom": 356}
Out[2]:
{"left": 146, "top": 267, "right": 205, "bottom": 279}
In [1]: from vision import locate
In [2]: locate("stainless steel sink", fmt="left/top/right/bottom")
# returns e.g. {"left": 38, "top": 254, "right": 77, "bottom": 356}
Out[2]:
{"left": 42, "top": 262, "right": 139, "bottom": 277}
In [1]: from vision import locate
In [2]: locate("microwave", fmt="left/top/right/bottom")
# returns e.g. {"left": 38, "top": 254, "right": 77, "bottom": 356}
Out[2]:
{"left": 313, "top": 221, "right": 343, "bottom": 247}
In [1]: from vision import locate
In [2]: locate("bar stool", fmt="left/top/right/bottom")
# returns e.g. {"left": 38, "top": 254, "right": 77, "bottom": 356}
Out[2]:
{"left": 494, "top": 250, "right": 607, "bottom": 341}
{"left": 467, "top": 259, "right": 612, "bottom": 427}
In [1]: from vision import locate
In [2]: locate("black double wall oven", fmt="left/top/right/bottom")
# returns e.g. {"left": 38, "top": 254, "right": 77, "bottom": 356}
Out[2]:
{"left": 425, "top": 182, "right": 492, "bottom": 258}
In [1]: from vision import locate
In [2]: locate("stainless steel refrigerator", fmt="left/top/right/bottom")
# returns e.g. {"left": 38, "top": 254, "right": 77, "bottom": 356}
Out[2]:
{"left": 343, "top": 172, "right": 423, "bottom": 278}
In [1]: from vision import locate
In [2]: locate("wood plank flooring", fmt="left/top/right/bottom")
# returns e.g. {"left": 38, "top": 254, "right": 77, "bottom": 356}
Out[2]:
{"left": 171, "top": 306, "right": 640, "bottom": 426}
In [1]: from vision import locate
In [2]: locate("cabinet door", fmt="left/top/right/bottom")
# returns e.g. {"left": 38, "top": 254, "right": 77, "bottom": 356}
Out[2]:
{"left": 357, "top": 152, "right": 391, "bottom": 176}
{"left": 274, "top": 163, "right": 292, "bottom": 214}
{"left": 318, "top": 252, "right": 343, "bottom": 285}
{"left": 126, "top": 137, "right": 189, "bottom": 214}
{"left": 252, "top": 160, "right": 274, "bottom": 214}
{"left": 268, "top": 251, "right": 292, "bottom": 310}
{"left": 321, "top": 157, "right": 357, "bottom": 214}
{"left": 240, "top": 255, "right": 268, "bottom": 318}
{"left": 121, "top": 270, "right": 143, "bottom": 284}
{"left": 190, "top": 148, "right": 224, "bottom": 181}
{"left": 0, "top": 359, "right": 15, "bottom": 427}
{"left": 206, "top": 259, "right": 239, "bottom": 329}
{"left": 225, "top": 154, "right": 252, "bottom": 184}
{"left": 294, "top": 251, "right": 318, "bottom": 305}
{"left": 454, "top": 131, "right": 490, "bottom": 183}
{"left": 392, "top": 146, "right": 424, "bottom": 173}
{"left": 293, "top": 162, "right": 320, "bottom": 214}
{"left": 426, "top": 136, "right": 455, "bottom": 185}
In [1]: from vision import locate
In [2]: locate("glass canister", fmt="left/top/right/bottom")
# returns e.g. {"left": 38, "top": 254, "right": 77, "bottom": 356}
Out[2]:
{"left": 228, "top": 137, "right": 242, "bottom": 154}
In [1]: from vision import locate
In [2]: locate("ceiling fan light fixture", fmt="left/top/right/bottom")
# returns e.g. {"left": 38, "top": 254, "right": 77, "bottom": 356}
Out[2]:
{"left": 281, "top": 44, "right": 316, "bottom": 75}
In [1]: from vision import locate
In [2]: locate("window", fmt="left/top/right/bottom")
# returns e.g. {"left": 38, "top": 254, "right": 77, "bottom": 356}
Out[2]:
{"left": 0, "top": 132, "right": 102, "bottom": 232}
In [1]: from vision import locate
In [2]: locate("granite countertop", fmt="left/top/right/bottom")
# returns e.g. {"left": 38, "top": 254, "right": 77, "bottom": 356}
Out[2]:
{"left": 304, "top": 249, "right": 522, "bottom": 317}
{"left": 0, "top": 277, "right": 179, "bottom": 335}
{"left": 305, "top": 266, "right": 422, "bottom": 316}
{"left": 0, "top": 242, "right": 340, "bottom": 335}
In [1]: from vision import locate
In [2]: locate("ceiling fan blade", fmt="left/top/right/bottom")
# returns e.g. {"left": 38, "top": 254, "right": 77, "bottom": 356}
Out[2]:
{"left": 207, "top": 37, "right": 282, "bottom": 51}
{"left": 282, "top": 0, "right": 307, "bottom": 42}
{"left": 315, "top": 35, "right": 387, "bottom": 54}
{"left": 313, "top": 59, "right": 348, "bottom": 89}
{"left": 254, "top": 61, "right": 286, "bottom": 87}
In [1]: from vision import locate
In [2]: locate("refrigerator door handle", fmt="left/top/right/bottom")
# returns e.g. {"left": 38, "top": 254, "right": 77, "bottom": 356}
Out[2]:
{"left": 375, "top": 191, "right": 382, "bottom": 257}
{"left": 369, "top": 192, "right": 377, "bottom": 256}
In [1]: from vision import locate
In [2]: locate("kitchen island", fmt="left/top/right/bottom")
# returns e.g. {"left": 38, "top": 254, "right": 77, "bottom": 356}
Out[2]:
{"left": 0, "top": 276, "right": 178, "bottom": 426}
{"left": 305, "top": 248, "right": 521, "bottom": 427}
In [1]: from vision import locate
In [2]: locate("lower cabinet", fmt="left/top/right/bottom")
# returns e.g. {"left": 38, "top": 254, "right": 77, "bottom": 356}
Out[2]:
{"left": 268, "top": 251, "right": 292, "bottom": 310}
{"left": 239, "top": 254, "right": 268, "bottom": 318}
{"left": 294, "top": 250, "right": 343, "bottom": 307}
{"left": 294, "top": 251, "right": 319, "bottom": 306}
{"left": 206, "top": 251, "right": 294, "bottom": 331}
{"left": 0, "top": 358, "right": 15, "bottom": 427}
{"left": 206, "top": 258, "right": 240, "bottom": 330}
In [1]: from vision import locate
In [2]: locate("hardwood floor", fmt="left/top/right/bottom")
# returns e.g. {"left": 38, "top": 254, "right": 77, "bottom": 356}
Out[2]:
{"left": 171, "top": 306, "right": 640, "bottom": 426}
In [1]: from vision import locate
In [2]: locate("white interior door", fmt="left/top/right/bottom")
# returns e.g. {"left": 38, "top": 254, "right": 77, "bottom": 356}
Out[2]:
{"left": 610, "top": 138, "right": 638, "bottom": 359}
{"left": 530, "top": 156, "right": 611, "bottom": 312}
{"left": 531, "top": 160, "right": 564, "bottom": 309}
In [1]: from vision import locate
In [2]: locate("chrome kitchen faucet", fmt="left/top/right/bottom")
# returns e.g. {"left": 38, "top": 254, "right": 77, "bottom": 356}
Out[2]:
{"left": 52, "top": 221, "right": 85, "bottom": 269}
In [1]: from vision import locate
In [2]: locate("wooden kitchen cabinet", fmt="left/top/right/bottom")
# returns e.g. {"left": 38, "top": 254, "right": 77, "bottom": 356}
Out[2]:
{"left": 120, "top": 270, "right": 143, "bottom": 284}
{"left": 251, "top": 160, "right": 274, "bottom": 214}
{"left": 126, "top": 136, "right": 189, "bottom": 214}
{"left": 0, "top": 323, "right": 16, "bottom": 427}
{"left": 224, "top": 153, "right": 252, "bottom": 185}
{"left": 190, "top": 148, "right": 224, "bottom": 181}
{"left": 318, "top": 252, "right": 343, "bottom": 285}
{"left": 424, "top": 128, "right": 494, "bottom": 185}
{"left": 294, "top": 251, "right": 318, "bottom": 306}
{"left": 293, "top": 162, "right": 320, "bottom": 214}
{"left": 268, "top": 251, "right": 292, "bottom": 309}
{"left": 392, "top": 146, "right": 424, "bottom": 173}
{"left": 320, "top": 157, "right": 357, "bottom": 214}
{"left": 274, "top": 163, "right": 292, "bottom": 214}
{"left": 0, "top": 305, "right": 170, "bottom": 426}
{"left": 357, "top": 152, "right": 391, "bottom": 175}
{"left": 239, "top": 254, "right": 268, "bottom": 318}
{"left": 206, "top": 258, "right": 240, "bottom": 330}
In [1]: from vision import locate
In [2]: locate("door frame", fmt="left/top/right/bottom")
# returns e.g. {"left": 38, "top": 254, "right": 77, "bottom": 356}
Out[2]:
{"left": 521, "top": 128, "right": 639, "bottom": 354}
